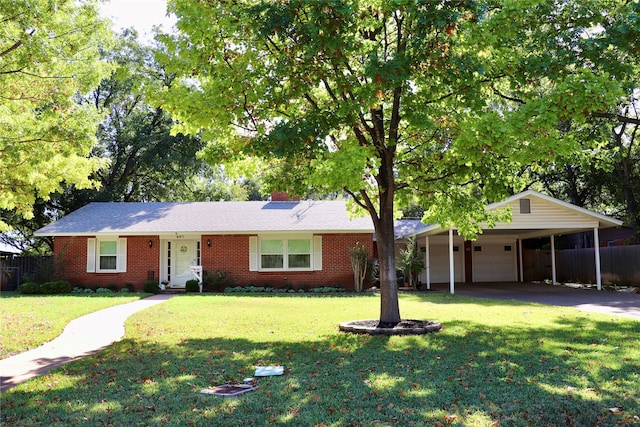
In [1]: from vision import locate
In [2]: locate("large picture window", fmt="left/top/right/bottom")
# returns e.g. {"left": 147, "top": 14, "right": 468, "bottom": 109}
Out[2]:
{"left": 260, "top": 238, "right": 311, "bottom": 270}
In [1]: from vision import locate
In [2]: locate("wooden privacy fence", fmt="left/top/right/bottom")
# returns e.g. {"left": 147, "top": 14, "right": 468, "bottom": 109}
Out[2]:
{"left": 557, "top": 245, "right": 640, "bottom": 285}
{"left": 0, "top": 256, "right": 54, "bottom": 290}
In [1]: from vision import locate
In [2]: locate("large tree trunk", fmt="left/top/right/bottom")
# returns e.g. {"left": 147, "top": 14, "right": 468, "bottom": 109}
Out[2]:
{"left": 376, "top": 218, "right": 401, "bottom": 326}
{"left": 374, "top": 150, "right": 401, "bottom": 325}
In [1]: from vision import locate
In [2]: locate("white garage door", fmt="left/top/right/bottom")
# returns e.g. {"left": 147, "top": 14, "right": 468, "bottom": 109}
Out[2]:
{"left": 472, "top": 242, "right": 517, "bottom": 282}
{"left": 424, "top": 244, "right": 464, "bottom": 283}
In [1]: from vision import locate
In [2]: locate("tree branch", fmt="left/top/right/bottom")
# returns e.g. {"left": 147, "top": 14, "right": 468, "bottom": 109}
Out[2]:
{"left": 0, "top": 29, "right": 35, "bottom": 58}
{"left": 591, "top": 111, "right": 640, "bottom": 126}
{"left": 492, "top": 86, "right": 525, "bottom": 104}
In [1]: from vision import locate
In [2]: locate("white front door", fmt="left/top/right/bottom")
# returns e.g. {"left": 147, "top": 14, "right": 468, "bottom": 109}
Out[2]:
{"left": 171, "top": 241, "right": 196, "bottom": 287}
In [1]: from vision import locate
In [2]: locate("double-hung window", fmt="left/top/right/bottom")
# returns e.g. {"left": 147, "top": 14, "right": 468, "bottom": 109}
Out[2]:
{"left": 99, "top": 241, "right": 118, "bottom": 270}
{"left": 260, "top": 239, "right": 285, "bottom": 269}
{"left": 87, "top": 237, "right": 127, "bottom": 273}
{"left": 287, "top": 239, "right": 311, "bottom": 268}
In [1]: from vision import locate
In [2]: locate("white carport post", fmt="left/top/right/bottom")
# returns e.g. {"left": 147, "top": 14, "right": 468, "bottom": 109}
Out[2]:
{"left": 550, "top": 234, "right": 557, "bottom": 284}
{"left": 425, "top": 236, "right": 431, "bottom": 290}
{"left": 594, "top": 227, "right": 602, "bottom": 290}
{"left": 448, "top": 228, "right": 455, "bottom": 294}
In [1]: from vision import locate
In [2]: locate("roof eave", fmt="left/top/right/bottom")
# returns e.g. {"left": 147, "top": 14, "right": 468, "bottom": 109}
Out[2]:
{"left": 36, "top": 228, "right": 375, "bottom": 237}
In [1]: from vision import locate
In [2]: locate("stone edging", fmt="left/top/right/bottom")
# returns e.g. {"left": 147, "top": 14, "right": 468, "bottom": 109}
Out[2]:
{"left": 339, "top": 319, "right": 442, "bottom": 336}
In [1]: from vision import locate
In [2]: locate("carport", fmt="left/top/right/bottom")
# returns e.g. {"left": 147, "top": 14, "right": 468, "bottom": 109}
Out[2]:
{"left": 412, "top": 191, "right": 623, "bottom": 293}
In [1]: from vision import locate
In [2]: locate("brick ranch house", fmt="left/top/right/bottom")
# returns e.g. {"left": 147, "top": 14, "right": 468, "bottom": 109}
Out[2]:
{"left": 34, "top": 195, "right": 375, "bottom": 292}
{"left": 35, "top": 190, "right": 624, "bottom": 292}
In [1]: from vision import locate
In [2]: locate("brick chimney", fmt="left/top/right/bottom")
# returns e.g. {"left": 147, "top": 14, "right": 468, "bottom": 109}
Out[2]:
{"left": 271, "top": 191, "right": 300, "bottom": 201}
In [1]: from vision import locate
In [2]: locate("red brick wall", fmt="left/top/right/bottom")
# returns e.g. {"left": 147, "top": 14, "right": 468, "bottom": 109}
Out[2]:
{"left": 54, "top": 233, "right": 374, "bottom": 291}
{"left": 202, "top": 233, "right": 374, "bottom": 290}
{"left": 54, "top": 236, "right": 159, "bottom": 290}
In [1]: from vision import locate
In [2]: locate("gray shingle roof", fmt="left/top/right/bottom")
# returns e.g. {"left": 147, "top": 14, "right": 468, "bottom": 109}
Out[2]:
{"left": 393, "top": 219, "right": 430, "bottom": 239}
{"left": 35, "top": 200, "right": 374, "bottom": 236}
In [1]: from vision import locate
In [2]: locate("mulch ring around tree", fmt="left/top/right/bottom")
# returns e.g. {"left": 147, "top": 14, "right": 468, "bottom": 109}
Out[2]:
{"left": 339, "top": 319, "right": 442, "bottom": 335}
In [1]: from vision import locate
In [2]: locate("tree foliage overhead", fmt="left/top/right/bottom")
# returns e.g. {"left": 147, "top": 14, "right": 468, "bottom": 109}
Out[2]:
{"left": 1, "top": 30, "right": 264, "bottom": 255}
{"left": 527, "top": 0, "right": 640, "bottom": 241}
{"left": 82, "top": 29, "right": 209, "bottom": 205}
{"left": 159, "top": 0, "right": 628, "bottom": 323}
{"left": 0, "top": 0, "right": 113, "bottom": 230}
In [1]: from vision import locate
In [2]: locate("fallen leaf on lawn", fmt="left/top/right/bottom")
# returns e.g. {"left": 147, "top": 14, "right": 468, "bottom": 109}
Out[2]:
{"left": 608, "top": 407, "right": 623, "bottom": 414}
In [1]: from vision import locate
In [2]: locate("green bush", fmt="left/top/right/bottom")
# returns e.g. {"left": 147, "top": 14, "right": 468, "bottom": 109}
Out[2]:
{"left": 124, "top": 283, "right": 136, "bottom": 292}
{"left": 20, "top": 280, "right": 71, "bottom": 295}
{"left": 185, "top": 279, "right": 200, "bottom": 293}
{"left": 298, "top": 284, "right": 310, "bottom": 293}
{"left": 96, "top": 288, "right": 113, "bottom": 293}
{"left": 143, "top": 280, "right": 159, "bottom": 294}
{"left": 19, "top": 282, "right": 41, "bottom": 294}
{"left": 40, "top": 280, "right": 71, "bottom": 294}
{"left": 313, "top": 286, "right": 346, "bottom": 293}
{"left": 203, "top": 270, "right": 234, "bottom": 292}
{"left": 106, "top": 283, "right": 120, "bottom": 292}
{"left": 221, "top": 285, "right": 346, "bottom": 294}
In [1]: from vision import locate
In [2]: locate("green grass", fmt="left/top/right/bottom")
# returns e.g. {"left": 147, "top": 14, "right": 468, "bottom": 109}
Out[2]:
{"left": 2, "top": 293, "right": 639, "bottom": 426}
{"left": 0, "top": 292, "right": 149, "bottom": 359}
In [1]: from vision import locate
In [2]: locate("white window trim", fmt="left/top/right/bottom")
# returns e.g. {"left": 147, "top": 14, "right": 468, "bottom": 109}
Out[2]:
{"left": 87, "top": 237, "right": 127, "bottom": 273}
{"left": 249, "top": 235, "right": 320, "bottom": 272}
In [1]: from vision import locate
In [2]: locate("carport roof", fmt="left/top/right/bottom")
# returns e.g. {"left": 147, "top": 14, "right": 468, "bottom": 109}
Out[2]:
{"left": 412, "top": 190, "right": 623, "bottom": 239}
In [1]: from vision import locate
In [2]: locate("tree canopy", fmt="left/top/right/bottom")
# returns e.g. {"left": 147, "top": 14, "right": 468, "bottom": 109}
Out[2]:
{"left": 0, "top": 0, "right": 113, "bottom": 230}
{"left": 1, "top": 29, "right": 265, "bottom": 255}
{"left": 159, "top": 0, "right": 628, "bottom": 323}
{"left": 528, "top": 1, "right": 640, "bottom": 242}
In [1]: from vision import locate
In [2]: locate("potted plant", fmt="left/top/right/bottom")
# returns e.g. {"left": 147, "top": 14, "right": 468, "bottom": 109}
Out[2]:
{"left": 185, "top": 279, "right": 201, "bottom": 293}
{"left": 397, "top": 237, "right": 424, "bottom": 289}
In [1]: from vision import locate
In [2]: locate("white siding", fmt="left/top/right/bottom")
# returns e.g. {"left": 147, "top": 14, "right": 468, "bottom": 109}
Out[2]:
{"left": 489, "top": 196, "right": 599, "bottom": 230}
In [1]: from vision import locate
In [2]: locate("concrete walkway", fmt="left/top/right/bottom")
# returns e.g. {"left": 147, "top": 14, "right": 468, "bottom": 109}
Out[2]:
{"left": 427, "top": 282, "right": 640, "bottom": 320}
{"left": 0, "top": 294, "right": 174, "bottom": 393}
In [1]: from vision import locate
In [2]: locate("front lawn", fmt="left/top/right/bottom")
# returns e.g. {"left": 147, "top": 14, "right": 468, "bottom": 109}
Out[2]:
{"left": 0, "top": 292, "right": 149, "bottom": 359}
{"left": 2, "top": 293, "right": 638, "bottom": 426}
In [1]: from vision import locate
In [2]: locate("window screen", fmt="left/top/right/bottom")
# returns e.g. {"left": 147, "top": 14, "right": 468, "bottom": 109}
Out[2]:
{"left": 261, "top": 239, "right": 284, "bottom": 269}
{"left": 99, "top": 241, "right": 118, "bottom": 270}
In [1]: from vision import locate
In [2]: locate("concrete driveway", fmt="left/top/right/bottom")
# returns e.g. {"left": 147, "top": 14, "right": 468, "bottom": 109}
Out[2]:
{"left": 426, "top": 282, "right": 640, "bottom": 320}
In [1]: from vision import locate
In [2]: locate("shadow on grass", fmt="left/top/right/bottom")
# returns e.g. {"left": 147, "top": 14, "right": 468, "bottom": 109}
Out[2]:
{"left": 2, "top": 316, "right": 638, "bottom": 426}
